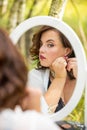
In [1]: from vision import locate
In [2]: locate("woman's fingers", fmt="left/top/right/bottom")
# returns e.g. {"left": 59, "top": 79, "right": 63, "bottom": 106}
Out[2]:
{"left": 66, "top": 58, "right": 77, "bottom": 78}
{"left": 51, "top": 57, "right": 67, "bottom": 78}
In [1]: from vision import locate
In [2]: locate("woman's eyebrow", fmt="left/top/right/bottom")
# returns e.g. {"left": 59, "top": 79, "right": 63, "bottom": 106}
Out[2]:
{"left": 40, "top": 39, "right": 55, "bottom": 43}
{"left": 46, "top": 39, "right": 55, "bottom": 42}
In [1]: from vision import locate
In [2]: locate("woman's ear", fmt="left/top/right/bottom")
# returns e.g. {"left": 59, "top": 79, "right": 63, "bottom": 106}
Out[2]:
{"left": 65, "top": 48, "right": 72, "bottom": 57}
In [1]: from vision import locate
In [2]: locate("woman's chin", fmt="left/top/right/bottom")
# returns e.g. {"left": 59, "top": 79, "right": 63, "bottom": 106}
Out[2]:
{"left": 41, "top": 64, "right": 49, "bottom": 67}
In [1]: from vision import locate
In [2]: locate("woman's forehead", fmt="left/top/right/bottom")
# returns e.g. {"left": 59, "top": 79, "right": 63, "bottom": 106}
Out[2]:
{"left": 40, "top": 30, "right": 61, "bottom": 42}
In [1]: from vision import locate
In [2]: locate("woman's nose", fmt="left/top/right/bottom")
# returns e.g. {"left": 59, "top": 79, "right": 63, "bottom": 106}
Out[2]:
{"left": 39, "top": 45, "right": 46, "bottom": 52}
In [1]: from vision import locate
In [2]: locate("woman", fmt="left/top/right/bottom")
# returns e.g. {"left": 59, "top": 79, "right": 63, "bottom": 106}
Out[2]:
{"left": 29, "top": 25, "right": 77, "bottom": 113}
{"left": 0, "top": 28, "right": 60, "bottom": 130}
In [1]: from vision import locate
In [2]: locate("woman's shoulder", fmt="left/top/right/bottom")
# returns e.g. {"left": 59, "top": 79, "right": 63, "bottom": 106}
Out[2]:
{"left": 27, "top": 69, "right": 47, "bottom": 90}
{"left": 29, "top": 68, "right": 49, "bottom": 78}
{"left": 29, "top": 68, "right": 46, "bottom": 74}
{"left": 27, "top": 68, "right": 50, "bottom": 91}
{"left": 0, "top": 109, "right": 59, "bottom": 130}
{"left": 28, "top": 68, "right": 43, "bottom": 80}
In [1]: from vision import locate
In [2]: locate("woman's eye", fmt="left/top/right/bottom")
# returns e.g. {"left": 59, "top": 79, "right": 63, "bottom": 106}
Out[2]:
{"left": 47, "top": 43, "right": 54, "bottom": 48}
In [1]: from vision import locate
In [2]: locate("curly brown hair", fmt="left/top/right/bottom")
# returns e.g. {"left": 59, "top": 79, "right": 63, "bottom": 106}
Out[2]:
{"left": 30, "top": 25, "right": 76, "bottom": 79}
{"left": 0, "top": 28, "right": 28, "bottom": 110}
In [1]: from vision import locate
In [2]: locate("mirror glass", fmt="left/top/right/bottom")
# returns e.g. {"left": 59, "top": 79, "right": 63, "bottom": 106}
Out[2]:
{"left": 10, "top": 16, "right": 86, "bottom": 121}
{"left": 15, "top": 25, "right": 77, "bottom": 112}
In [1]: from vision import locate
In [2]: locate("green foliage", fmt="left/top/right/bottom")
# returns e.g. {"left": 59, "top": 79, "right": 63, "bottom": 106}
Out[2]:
{"left": 63, "top": 0, "right": 87, "bottom": 57}
{"left": 0, "top": 0, "right": 52, "bottom": 30}
{"left": 64, "top": 92, "right": 85, "bottom": 123}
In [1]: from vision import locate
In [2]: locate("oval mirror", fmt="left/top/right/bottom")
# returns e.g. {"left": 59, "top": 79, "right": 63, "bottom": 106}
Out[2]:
{"left": 10, "top": 16, "right": 86, "bottom": 121}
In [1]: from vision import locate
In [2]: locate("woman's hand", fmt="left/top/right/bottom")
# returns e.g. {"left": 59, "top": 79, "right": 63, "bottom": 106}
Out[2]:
{"left": 51, "top": 57, "right": 67, "bottom": 78}
{"left": 66, "top": 58, "right": 77, "bottom": 78}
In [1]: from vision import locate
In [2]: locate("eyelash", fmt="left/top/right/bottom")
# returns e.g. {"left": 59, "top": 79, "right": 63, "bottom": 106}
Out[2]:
{"left": 47, "top": 43, "right": 54, "bottom": 48}
{"left": 40, "top": 42, "right": 54, "bottom": 48}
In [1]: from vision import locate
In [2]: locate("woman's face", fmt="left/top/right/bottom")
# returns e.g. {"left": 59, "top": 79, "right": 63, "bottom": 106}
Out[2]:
{"left": 39, "top": 30, "right": 69, "bottom": 68}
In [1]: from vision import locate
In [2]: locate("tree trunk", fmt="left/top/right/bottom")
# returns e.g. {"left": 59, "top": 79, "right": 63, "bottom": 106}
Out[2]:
{"left": 8, "top": 0, "right": 26, "bottom": 32}
{"left": 49, "top": 0, "right": 68, "bottom": 19}
{"left": 26, "top": 0, "right": 37, "bottom": 18}
{"left": 0, "top": 0, "right": 8, "bottom": 17}
{"left": 17, "top": 0, "right": 26, "bottom": 24}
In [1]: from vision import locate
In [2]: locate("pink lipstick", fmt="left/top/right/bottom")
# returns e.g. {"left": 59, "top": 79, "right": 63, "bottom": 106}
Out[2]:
{"left": 39, "top": 55, "right": 46, "bottom": 60}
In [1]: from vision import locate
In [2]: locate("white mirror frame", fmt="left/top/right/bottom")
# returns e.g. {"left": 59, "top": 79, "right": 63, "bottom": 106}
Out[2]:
{"left": 10, "top": 16, "right": 87, "bottom": 122}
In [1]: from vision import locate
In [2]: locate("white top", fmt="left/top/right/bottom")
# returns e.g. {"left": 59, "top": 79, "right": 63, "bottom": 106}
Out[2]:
{"left": 28, "top": 69, "right": 50, "bottom": 114}
{"left": 28, "top": 69, "right": 50, "bottom": 92}
{"left": 0, "top": 107, "right": 60, "bottom": 130}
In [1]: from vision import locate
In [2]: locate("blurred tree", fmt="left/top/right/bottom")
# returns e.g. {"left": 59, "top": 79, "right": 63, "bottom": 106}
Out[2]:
{"left": 8, "top": 0, "right": 26, "bottom": 32}
{"left": 0, "top": 0, "right": 8, "bottom": 17}
{"left": 25, "top": 0, "right": 37, "bottom": 18}
{"left": 70, "top": 0, "right": 87, "bottom": 54}
{"left": 49, "top": 0, "right": 68, "bottom": 19}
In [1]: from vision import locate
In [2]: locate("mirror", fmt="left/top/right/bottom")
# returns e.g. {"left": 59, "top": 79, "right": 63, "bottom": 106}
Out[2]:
{"left": 14, "top": 25, "right": 77, "bottom": 113}
{"left": 10, "top": 16, "right": 87, "bottom": 121}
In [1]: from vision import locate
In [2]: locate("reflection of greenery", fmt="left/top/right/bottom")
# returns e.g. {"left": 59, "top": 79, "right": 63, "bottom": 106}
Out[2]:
{"left": 64, "top": 92, "right": 85, "bottom": 123}
{"left": 63, "top": 0, "right": 87, "bottom": 57}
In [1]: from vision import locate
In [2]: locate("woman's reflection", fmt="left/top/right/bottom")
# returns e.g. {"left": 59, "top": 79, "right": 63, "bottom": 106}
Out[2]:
{"left": 29, "top": 25, "right": 77, "bottom": 114}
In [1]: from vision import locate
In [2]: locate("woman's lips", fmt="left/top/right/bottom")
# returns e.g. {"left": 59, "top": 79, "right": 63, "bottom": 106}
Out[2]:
{"left": 39, "top": 55, "right": 46, "bottom": 60}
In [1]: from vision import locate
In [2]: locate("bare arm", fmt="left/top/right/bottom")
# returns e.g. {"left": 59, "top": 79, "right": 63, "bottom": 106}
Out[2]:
{"left": 44, "top": 57, "right": 67, "bottom": 113}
